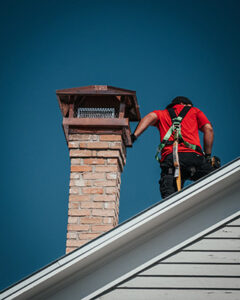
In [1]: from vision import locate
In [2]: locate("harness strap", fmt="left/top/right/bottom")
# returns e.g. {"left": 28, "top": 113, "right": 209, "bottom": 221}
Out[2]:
{"left": 168, "top": 105, "right": 192, "bottom": 120}
{"left": 164, "top": 139, "right": 203, "bottom": 154}
{"left": 173, "top": 132, "right": 181, "bottom": 191}
{"left": 155, "top": 106, "right": 203, "bottom": 162}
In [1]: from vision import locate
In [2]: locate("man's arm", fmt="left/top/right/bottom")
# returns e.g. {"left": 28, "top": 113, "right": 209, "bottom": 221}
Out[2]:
{"left": 133, "top": 112, "right": 158, "bottom": 138}
{"left": 201, "top": 123, "right": 214, "bottom": 155}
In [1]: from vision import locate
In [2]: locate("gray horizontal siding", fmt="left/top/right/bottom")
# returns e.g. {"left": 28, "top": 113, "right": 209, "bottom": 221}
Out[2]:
{"left": 228, "top": 219, "right": 240, "bottom": 226}
{"left": 164, "top": 251, "right": 240, "bottom": 263}
{"left": 99, "top": 217, "right": 240, "bottom": 300}
{"left": 184, "top": 239, "right": 240, "bottom": 251}
{"left": 119, "top": 276, "right": 240, "bottom": 289}
{"left": 98, "top": 289, "right": 240, "bottom": 300}
{"left": 206, "top": 227, "right": 240, "bottom": 238}
{"left": 140, "top": 264, "right": 240, "bottom": 276}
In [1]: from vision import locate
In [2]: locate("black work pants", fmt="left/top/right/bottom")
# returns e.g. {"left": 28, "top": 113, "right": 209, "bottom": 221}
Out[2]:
{"left": 159, "top": 152, "right": 214, "bottom": 199}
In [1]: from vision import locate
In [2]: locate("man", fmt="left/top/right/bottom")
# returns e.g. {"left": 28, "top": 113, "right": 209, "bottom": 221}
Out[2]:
{"left": 131, "top": 96, "right": 215, "bottom": 198}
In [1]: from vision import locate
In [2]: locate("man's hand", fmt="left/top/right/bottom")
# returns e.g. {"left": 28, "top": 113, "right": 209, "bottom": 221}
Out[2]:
{"left": 131, "top": 112, "right": 157, "bottom": 145}
{"left": 204, "top": 153, "right": 221, "bottom": 169}
{"left": 204, "top": 153, "right": 212, "bottom": 164}
{"left": 131, "top": 133, "right": 138, "bottom": 144}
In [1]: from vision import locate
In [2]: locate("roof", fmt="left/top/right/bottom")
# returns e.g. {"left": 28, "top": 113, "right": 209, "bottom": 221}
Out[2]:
{"left": 56, "top": 85, "right": 136, "bottom": 95}
{"left": 1, "top": 157, "right": 239, "bottom": 300}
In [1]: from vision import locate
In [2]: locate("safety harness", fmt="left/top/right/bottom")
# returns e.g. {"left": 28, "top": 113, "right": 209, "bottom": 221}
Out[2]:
{"left": 155, "top": 106, "right": 203, "bottom": 191}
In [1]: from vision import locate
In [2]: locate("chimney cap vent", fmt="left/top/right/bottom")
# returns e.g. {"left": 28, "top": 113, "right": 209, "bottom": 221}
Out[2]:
{"left": 77, "top": 107, "right": 115, "bottom": 118}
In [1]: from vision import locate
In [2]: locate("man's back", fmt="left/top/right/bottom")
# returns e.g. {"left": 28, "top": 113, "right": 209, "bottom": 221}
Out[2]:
{"left": 153, "top": 104, "right": 210, "bottom": 161}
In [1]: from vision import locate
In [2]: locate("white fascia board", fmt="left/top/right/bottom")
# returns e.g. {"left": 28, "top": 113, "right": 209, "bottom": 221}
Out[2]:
{"left": 1, "top": 158, "right": 240, "bottom": 300}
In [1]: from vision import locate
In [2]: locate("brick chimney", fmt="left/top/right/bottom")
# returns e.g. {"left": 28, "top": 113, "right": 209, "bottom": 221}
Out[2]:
{"left": 56, "top": 85, "right": 140, "bottom": 253}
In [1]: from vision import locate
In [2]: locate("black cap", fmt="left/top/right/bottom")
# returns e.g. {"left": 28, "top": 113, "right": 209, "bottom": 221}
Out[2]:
{"left": 166, "top": 96, "right": 193, "bottom": 109}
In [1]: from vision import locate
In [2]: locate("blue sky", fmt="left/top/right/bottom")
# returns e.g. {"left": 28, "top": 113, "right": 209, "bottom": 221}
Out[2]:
{"left": 1, "top": 0, "right": 239, "bottom": 291}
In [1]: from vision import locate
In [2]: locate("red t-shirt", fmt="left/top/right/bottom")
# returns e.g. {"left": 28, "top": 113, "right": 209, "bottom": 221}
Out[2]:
{"left": 152, "top": 104, "right": 211, "bottom": 161}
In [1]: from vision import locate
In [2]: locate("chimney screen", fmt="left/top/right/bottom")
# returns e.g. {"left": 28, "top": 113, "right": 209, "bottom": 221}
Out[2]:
{"left": 77, "top": 108, "right": 115, "bottom": 118}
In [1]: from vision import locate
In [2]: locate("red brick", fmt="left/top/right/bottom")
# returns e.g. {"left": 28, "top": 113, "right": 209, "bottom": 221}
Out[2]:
{"left": 71, "top": 165, "right": 92, "bottom": 172}
{"left": 100, "top": 135, "right": 122, "bottom": 141}
{"left": 92, "top": 150, "right": 97, "bottom": 156}
{"left": 71, "top": 159, "right": 81, "bottom": 165}
{"left": 93, "top": 195, "right": 116, "bottom": 202}
{"left": 92, "top": 225, "right": 113, "bottom": 232}
{"left": 106, "top": 173, "right": 117, "bottom": 180}
{"left": 103, "top": 217, "right": 114, "bottom": 224}
{"left": 95, "top": 166, "right": 118, "bottom": 172}
{"left": 70, "top": 180, "right": 86, "bottom": 187}
{"left": 69, "top": 195, "right": 91, "bottom": 202}
{"left": 84, "top": 142, "right": 109, "bottom": 149}
{"left": 83, "top": 173, "right": 105, "bottom": 180}
{"left": 67, "top": 232, "right": 77, "bottom": 239}
{"left": 68, "top": 202, "right": 79, "bottom": 209}
{"left": 107, "top": 158, "right": 118, "bottom": 164}
{"left": 79, "top": 142, "right": 87, "bottom": 148}
{"left": 82, "top": 187, "right": 104, "bottom": 194}
{"left": 69, "top": 180, "right": 74, "bottom": 187}
{"left": 109, "top": 143, "right": 122, "bottom": 150}
{"left": 94, "top": 180, "right": 116, "bottom": 187}
{"left": 83, "top": 158, "right": 105, "bottom": 165}
{"left": 66, "top": 248, "right": 72, "bottom": 254}
{"left": 97, "top": 150, "right": 119, "bottom": 158}
{"left": 68, "top": 141, "right": 80, "bottom": 148}
{"left": 104, "top": 202, "right": 117, "bottom": 209}
{"left": 67, "top": 224, "right": 90, "bottom": 231}
{"left": 68, "top": 216, "right": 78, "bottom": 224}
{"left": 79, "top": 233, "right": 101, "bottom": 240}
{"left": 90, "top": 135, "right": 99, "bottom": 141}
{"left": 66, "top": 247, "right": 83, "bottom": 254}
{"left": 75, "top": 180, "right": 86, "bottom": 187}
{"left": 78, "top": 180, "right": 92, "bottom": 186}
{"left": 68, "top": 209, "right": 91, "bottom": 216}
{"left": 69, "top": 187, "right": 79, "bottom": 194}
{"left": 81, "top": 217, "right": 103, "bottom": 224}
{"left": 81, "top": 202, "right": 103, "bottom": 209}
{"left": 70, "top": 150, "right": 92, "bottom": 157}
{"left": 70, "top": 180, "right": 92, "bottom": 187}
{"left": 69, "top": 134, "right": 91, "bottom": 141}
{"left": 66, "top": 240, "right": 87, "bottom": 247}
{"left": 70, "top": 173, "right": 80, "bottom": 179}
{"left": 106, "top": 187, "right": 118, "bottom": 194}
{"left": 92, "top": 209, "right": 115, "bottom": 217}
